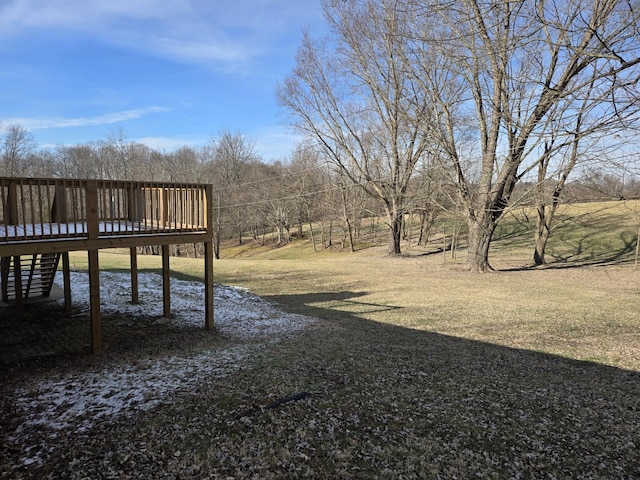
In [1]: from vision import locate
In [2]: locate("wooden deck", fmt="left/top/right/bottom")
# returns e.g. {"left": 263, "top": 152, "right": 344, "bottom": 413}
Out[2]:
{"left": 0, "top": 177, "right": 214, "bottom": 353}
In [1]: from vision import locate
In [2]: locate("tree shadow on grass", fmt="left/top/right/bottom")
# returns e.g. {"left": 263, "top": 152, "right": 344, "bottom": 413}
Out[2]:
{"left": 2, "top": 287, "right": 640, "bottom": 477}
{"left": 268, "top": 290, "right": 403, "bottom": 316}
{"left": 254, "top": 289, "right": 640, "bottom": 477}
{"left": 500, "top": 231, "right": 637, "bottom": 272}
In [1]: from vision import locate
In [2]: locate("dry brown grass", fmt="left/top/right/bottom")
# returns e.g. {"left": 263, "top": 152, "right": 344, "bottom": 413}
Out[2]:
{"left": 4, "top": 200, "right": 640, "bottom": 478}
{"left": 211, "top": 250, "right": 640, "bottom": 371}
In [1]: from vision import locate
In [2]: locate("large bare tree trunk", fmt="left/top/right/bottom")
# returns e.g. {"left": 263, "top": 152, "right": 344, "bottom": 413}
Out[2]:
{"left": 388, "top": 212, "right": 403, "bottom": 255}
{"left": 533, "top": 206, "right": 552, "bottom": 266}
{"left": 466, "top": 215, "right": 497, "bottom": 272}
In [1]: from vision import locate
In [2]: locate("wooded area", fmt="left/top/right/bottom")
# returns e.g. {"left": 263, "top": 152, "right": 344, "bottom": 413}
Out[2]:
{"left": 2, "top": 127, "right": 640, "bottom": 264}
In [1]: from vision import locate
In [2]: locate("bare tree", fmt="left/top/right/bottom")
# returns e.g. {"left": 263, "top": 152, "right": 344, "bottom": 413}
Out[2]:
{"left": 101, "top": 128, "right": 134, "bottom": 180}
{"left": 1, "top": 124, "right": 37, "bottom": 177}
{"left": 410, "top": 0, "right": 640, "bottom": 270}
{"left": 201, "top": 131, "right": 257, "bottom": 257}
{"left": 529, "top": 71, "right": 625, "bottom": 265}
{"left": 53, "top": 144, "right": 99, "bottom": 179}
{"left": 246, "top": 161, "right": 293, "bottom": 245}
{"left": 278, "top": 0, "right": 434, "bottom": 255}
{"left": 27, "top": 149, "right": 57, "bottom": 177}
{"left": 163, "top": 146, "right": 201, "bottom": 183}
{"left": 288, "top": 143, "right": 328, "bottom": 250}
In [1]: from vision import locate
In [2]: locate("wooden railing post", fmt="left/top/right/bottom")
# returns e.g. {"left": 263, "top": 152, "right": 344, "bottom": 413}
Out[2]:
{"left": 51, "top": 183, "right": 68, "bottom": 222}
{"left": 86, "top": 181, "right": 99, "bottom": 240}
{"left": 162, "top": 188, "right": 169, "bottom": 227}
{"left": 5, "top": 181, "right": 18, "bottom": 225}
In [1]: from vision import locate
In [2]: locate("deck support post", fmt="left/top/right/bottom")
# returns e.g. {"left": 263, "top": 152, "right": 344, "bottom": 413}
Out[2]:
{"left": 13, "top": 255, "right": 23, "bottom": 319}
{"left": 204, "top": 240, "right": 214, "bottom": 330}
{"left": 86, "top": 180, "right": 102, "bottom": 353}
{"left": 162, "top": 244, "right": 170, "bottom": 318}
{"left": 130, "top": 247, "right": 139, "bottom": 304}
{"left": 62, "top": 252, "right": 71, "bottom": 315}
{"left": 204, "top": 184, "right": 214, "bottom": 330}
{"left": 88, "top": 249, "right": 102, "bottom": 353}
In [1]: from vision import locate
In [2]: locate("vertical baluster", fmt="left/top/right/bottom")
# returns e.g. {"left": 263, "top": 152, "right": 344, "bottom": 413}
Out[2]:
{"left": 18, "top": 179, "right": 26, "bottom": 240}
{"left": 70, "top": 180, "right": 78, "bottom": 235}
{"left": 37, "top": 181, "right": 44, "bottom": 238}
{"left": 0, "top": 179, "right": 6, "bottom": 241}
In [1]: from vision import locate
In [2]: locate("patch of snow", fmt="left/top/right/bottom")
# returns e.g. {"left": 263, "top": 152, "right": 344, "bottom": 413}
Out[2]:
{"left": 6, "top": 270, "right": 317, "bottom": 468}
{"left": 13, "top": 345, "right": 252, "bottom": 433}
{"left": 59, "top": 270, "right": 314, "bottom": 340}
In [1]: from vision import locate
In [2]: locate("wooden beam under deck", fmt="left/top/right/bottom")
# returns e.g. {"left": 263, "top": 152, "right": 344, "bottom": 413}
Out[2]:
{"left": 0, "top": 232, "right": 211, "bottom": 257}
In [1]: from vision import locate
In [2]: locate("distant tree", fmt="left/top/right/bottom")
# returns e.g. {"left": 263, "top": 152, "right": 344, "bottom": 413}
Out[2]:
{"left": 408, "top": 154, "right": 449, "bottom": 247}
{"left": 278, "top": 0, "right": 435, "bottom": 255}
{"left": 101, "top": 128, "right": 134, "bottom": 179}
{"left": 1, "top": 124, "right": 37, "bottom": 177}
{"left": 288, "top": 143, "right": 326, "bottom": 250}
{"left": 253, "top": 161, "right": 295, "bottom": 245}
{"left": 27, "top": 149, "right": 57, "bottom": 178}
{"left": 201, "top": 131, "right": 257, "bottom": 258}
{"left": 164, "top": 146, "right": 200, "bottom": 183}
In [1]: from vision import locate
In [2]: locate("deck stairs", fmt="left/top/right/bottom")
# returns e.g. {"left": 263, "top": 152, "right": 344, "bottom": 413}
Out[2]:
{"left": 0, "top": 253, "right": 61, "bottom": 303}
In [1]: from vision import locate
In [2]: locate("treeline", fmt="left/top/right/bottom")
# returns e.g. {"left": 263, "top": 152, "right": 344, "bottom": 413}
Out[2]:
{"left": 2, "top": 125, "right": 639, "bottom": 261}
{"left": 0, "top": 126, "right": 442, "bottom": 257}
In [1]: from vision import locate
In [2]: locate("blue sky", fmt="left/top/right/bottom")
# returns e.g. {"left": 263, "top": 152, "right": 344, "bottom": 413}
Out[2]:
{"left": 0, "top": 0, "right": 325, "bottom": 161}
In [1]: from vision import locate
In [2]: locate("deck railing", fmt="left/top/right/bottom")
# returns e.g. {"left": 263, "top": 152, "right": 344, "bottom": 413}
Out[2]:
{"left": 0, "top": 177, "right": 210, "bottom": 243}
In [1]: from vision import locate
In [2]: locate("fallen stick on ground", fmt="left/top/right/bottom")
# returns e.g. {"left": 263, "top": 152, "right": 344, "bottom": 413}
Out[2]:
{"left": 235, "top": 391, "right": 311, "bottom": 419}
{"left": 263, "top": 391, "right": 311, "bottom": 410}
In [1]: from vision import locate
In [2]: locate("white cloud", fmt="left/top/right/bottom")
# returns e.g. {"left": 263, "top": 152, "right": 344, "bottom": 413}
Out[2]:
{"left": 0, "top": 0, "right": 322, "bottom": 65}
{"left": 0, "top": 0, "right": 181, "bottom": 31}
{"left": 4, "top": 107, "right": 169, "bottom": 130}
